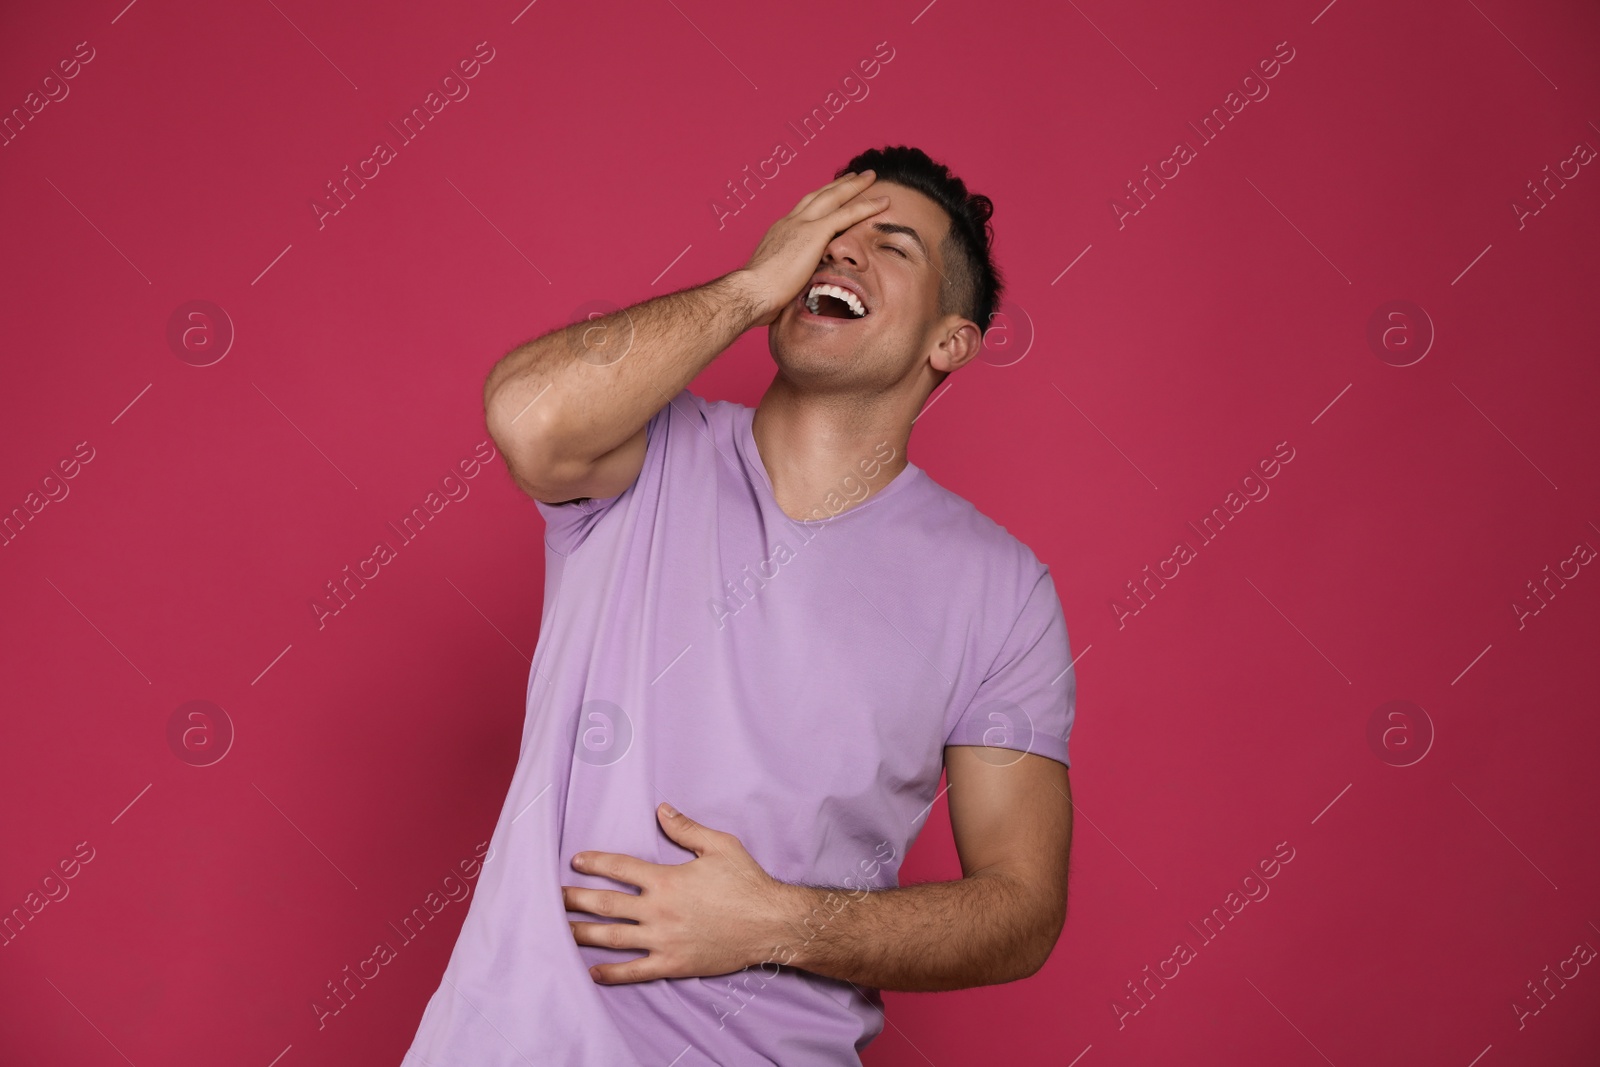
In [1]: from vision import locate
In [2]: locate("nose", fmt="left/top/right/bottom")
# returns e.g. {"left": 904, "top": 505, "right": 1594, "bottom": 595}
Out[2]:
{"left": 822, "top": 226, "right": 865, "bottom": 270}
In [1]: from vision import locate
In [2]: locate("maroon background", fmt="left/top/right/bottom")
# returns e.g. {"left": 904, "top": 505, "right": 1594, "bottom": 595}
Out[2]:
{"left": 3, "top": 0, "right": 1598, "bottom": 1064}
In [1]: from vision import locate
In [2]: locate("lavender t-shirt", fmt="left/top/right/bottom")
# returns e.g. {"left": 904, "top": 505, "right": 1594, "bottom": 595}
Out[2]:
{"left": 402, "top": 389, "right": 1075, "bottom": 1066}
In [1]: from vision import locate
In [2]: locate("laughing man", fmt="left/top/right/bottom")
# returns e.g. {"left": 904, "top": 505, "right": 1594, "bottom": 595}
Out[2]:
{"left": 402, "top": 144, "right": 1077, "bottom": 1066}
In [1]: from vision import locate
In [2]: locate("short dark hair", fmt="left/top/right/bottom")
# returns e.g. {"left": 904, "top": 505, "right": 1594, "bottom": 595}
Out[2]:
{"left": 834, "top": 145, "right": 1003, "bottom": 362}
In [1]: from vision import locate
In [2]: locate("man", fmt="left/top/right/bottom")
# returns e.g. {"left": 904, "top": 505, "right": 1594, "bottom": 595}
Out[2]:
{"left": 402, "top": 145, "right": 1076, "bottom": 1065}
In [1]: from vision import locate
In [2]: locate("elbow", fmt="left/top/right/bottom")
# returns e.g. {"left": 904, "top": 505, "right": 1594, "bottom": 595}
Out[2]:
{"left": 484, "top": 371, "right": 543, "bottom": 453}
{"left": 482, "top": 343, "right": 564, "bottom": 459}
{"left": 484, "top": 377, "right": 565, "bottom": 490}
{"left": 1007, "top": 935, "right": 1057, "bottom": 984}
{"left": 1012, "top": 901, "right": 1066, "bottom": 982}
{"left": 972, "top": 869, "right": 1066, "bottom": 986}
{"left": 1015, "top": 932, "right": 1059, "bottom": 981}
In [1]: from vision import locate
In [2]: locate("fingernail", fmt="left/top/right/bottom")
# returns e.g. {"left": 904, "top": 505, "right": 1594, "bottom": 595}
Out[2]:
{"left": 589, "top": 966, "right": 602, "bottom": 981}
{"left": 661, "top": 801, "right": 678, "bottom": 817}
{"left": 572, "top": 853, "right": 586, "bottom": 868}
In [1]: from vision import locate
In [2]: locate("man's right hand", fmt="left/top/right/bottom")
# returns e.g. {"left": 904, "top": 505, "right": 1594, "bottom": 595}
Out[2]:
{"left": 735, "top": 170, "right": 890, "bottom": 328}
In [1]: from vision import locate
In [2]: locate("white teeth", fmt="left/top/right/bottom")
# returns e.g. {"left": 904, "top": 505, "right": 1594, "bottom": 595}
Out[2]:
{"left": 804, "top": 283, "right": 867, "bottom": 318}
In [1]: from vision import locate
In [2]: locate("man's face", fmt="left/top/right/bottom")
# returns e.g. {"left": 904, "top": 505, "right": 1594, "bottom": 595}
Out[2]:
{"left": 768, "top": 181, "right": 966, "bottom": 392}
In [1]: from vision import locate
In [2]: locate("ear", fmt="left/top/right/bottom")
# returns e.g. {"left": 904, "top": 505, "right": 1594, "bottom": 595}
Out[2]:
{"left": 929, "top": 316, "right": 985, "bottom": 377}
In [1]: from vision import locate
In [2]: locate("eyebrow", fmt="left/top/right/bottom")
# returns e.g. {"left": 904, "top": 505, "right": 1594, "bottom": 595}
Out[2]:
{"left": 870, "top": 221, "right": 929, "bottom": 260}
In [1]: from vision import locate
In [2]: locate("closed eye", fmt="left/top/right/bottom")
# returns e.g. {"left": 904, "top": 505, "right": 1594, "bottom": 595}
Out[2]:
{"left": 883, "top": 245, "right": 908, "bottom": 258}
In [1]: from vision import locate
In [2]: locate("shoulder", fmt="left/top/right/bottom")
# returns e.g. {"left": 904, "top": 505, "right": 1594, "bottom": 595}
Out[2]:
{"left": 910, "top": 470, "right": 1048, "bottom": 570}
{"left": 908, "top": 471, "right": 1051, "bottom": 595}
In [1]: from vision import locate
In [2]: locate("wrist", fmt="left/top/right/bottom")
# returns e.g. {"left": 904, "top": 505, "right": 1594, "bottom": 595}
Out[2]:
{"left": 718, "top": 268, "right": 777, "bottom": 331}
{"left": 755, "top": 880, "right": 821, "bottom": 971}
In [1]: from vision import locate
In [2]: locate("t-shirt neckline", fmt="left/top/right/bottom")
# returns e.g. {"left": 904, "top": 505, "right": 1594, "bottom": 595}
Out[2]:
{"left": 739, "top": 402, "right": 922, "bottom": 526}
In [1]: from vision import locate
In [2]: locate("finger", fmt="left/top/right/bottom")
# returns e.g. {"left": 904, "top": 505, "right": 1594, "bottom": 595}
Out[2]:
{"left": 817, "top": 192, "right": 891, "bottom": 233}
{"left": 794, "top": 169, "right": 877, "bottom": 218}
{"left": 562, "top": 884, "right": 645, "bottom": 921}
{"left": 572, "top": 849, "right": 657, "bottom": 889}
{"left": 656, "top": 802, "right": 717, "bottom": 856}
{"left": 800, "top": 171, "right": 879, "bottom": 221}
{"left": 570, "top": 919, "right": 646, "bottom": 952}
{"left": 590, "top": 956, "right": 664, "bottom": 985}
{"left": 788, "top": 169, "right": 867, "bottom": 215}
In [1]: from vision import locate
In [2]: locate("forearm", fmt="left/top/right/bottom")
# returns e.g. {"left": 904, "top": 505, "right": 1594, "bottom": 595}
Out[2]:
{"left": 765, "top": 870, "right": 1057, "bottom": 993}
{"left": 484, "top": 270, "right": 762, "bottom": 465}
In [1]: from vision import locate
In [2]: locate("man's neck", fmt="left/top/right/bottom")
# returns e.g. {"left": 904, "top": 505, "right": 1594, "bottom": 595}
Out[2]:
{"left": 751, "top": 380, "right": 915, "bottom": 523}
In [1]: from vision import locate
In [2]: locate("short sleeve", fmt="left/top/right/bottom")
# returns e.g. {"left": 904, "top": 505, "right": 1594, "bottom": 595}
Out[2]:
{"left": 532, "top": 391, "right": 690, "bottom": 557}
{"left": 946, "top": 567, "right": 1076, "bottom": 769}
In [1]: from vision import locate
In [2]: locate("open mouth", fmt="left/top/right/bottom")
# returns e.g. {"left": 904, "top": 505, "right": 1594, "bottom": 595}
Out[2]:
{"left": 801, "top": 283, "right": 869, "bottom": 320}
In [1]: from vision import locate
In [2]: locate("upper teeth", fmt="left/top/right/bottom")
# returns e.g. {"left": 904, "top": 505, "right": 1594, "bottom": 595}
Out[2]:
{"left": 806, "top": 283, "right": 866, "bottom": 318}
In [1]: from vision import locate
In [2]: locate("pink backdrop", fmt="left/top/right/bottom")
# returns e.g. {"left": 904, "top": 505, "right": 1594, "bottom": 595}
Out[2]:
{"left": 3, "top": 0, "right": 1598, "bottom": 1063}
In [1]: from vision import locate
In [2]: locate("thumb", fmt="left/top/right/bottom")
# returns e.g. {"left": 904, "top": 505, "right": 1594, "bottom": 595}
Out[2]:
{"left": 657, "top": 802, "right": 706, "bottom": 853}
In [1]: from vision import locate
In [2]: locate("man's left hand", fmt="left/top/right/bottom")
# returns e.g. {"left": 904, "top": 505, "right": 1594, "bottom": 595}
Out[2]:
{"left": 563, "top": 802, "right": 795, "bottom": 984}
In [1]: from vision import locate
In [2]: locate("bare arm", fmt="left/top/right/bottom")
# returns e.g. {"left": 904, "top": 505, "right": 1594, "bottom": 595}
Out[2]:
{"left": 482, "top": 169, "right": 887, "bottom": 503}
{"left": 563, "top": 750, "right": 1071, "bottom": 990}
{"left": 772, "top": 749, "right": 1073, "bottom": 992}
{"left": 482, "top": 272, "right": 758, "bottom": 502}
